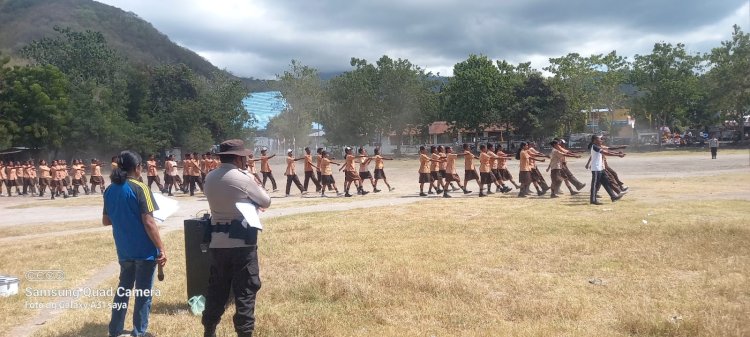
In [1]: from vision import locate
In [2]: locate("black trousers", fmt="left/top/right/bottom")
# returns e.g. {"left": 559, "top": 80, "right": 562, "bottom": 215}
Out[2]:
{"left": 285, "top": 174, "right": 304, "bottom": 194}
{"left": 303, "top": 171, "right": 320, "bottom": 191}
{"left": 202, "top": 247, "right": 262, "bottom": 335}
{"left": 711, "top": 147, "right": 717, "bottom": 159}
{"left": 590, "top": 170, "right": 617, "bottom": 203}
{"left": 262, "top": 172, "right": 277, "bottom": 190}
{"left": 147, "top": 176, "right": 164, "bottom": 191}
{"left": 562, "top": 163, "right": 585, "bottom": 190}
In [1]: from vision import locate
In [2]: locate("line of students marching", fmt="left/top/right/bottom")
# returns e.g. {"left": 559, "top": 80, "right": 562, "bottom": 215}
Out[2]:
{"left": 414, "top": 137, "right": 628, "bottom": 203}
{"left": 0, "top": 159, "right": 107, "bottom": 199}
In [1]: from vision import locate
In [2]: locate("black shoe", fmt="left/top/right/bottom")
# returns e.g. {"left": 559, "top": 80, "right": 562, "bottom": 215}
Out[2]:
{"left": 590, "top": 201, "right": 603, "bottom": 205}
{"left": 517, "top": 193, "right": 527, "bottom": 198}
{"left": 536, "top": 190, "right": 544, "bottom": 196}
{"left": 419, "top": 192, "right": 427, "bottom": 197}
{"left": 620, "top": 185, "right": 629, "bottom": 192}
{"left": 436, "top": 189, "right": 443, "bottom": 194}
{"left": 570, "top": 191, "right": 580, "bottom": 196}
{"left": 361, "top": 190, "right": 369, "bottom": 195}
{"left": 443, "top": 193, "right": 451, "bottom": 198}
{"left": 486, "top": 190, "right": 494, "bottom": 195}
{"left": 577, "top": 183, "right": 587, "bottom": 191}
{"left": 168, "top": 193, "right": 174, "bottom": 196}
{"left": 463, "top": 190, "right": 472, "bottom": 194}
{"left": 550, "top": 194, "right": 559, "bottom": 198}
{"left": 428, "top": 191, "right": 434, "bottom": 195}
{"left": 63, "top": 194, "right": 68, "bottom": 199}
{"left": 345, "top": 193, "right": 353, "bottom": 197}
{"left": 612, "top": 191, "right": 627, "bottom": 202}
{"left": 373, "top": 189, "right": 381, "bottom": 193}
{"left": 479, "top": 193, "right": 487, "bottom": 197}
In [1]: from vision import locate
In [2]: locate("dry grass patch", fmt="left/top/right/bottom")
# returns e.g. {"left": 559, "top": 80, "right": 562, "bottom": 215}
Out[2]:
{"left": 0, "top": 231, "right": 117, "bottom": 335}
{"left": 0, "top": 221, "right": 101, "bottom": 239}
{"left": 5, "top": 195, "right": 104, "bottom": 209}
{"left": 28, "top": 191, "right": 750, "bottom": 337}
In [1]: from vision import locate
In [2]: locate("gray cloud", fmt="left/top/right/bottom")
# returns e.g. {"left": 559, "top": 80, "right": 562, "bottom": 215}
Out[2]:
{"left": 97, "top": 0, "right": 749, "bottom": 78}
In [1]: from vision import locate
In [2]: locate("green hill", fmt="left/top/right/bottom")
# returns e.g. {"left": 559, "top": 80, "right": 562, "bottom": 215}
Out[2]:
{"left": 0, "top": 0, "right": 225, "bottom": 78}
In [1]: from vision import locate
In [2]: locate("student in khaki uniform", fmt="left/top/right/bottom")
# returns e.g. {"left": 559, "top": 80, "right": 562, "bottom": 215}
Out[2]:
{"left": 553, "top": 138, "right": 586, "bottom": 193}
{"left": 339, "top": 147, "right": 368, "bottom": 197}
{"left": 318, "top": 151, "right": 341, "bottom": 197}
{"left": 487, "top": 144, "right": 512, "bottom": 194}
{"left": 427, "top": 146, "right": 443, "bottom": 194}
{"left": 516, "top": 142, "right": 546, "bottom": 197}
{"left": 496, "top": 147, "right": 520, "bottom": 189}
{"left": 528, "top": 143, "right": 551, "bottom": 196}
{"left": 90, "top": 159, "right": 106, "bottom": 194}
{"left": 185, "top": 153, "right": 203, "bottom": 196}
{"left": 372, "top": 147, "right": 395, "bottom": 192}
{"left": 302, "top": 147, "right": 321, "bottom": 192}
{"left": 417, "top": 146, "right": 443, "bottom": 197}
{"left": 146, "top": 155, "right": 165, "bottom": 193}
{"left": 462, "top": 143, "right": 481, "bottom": 193}
{"left": 438, "top": 146, "right": 458, "bottom": 192}
{"left": 25, "top": 160, "right": 38, "bottom": 196}
{"left": 52, "top": 160, "right": 69, "bottom": 199}
{"left": 38, "top": 160, "right": 51, "bottom": 197}
{"left": 0, "top": 160, "right": 6, "bottom": 196}
{"left": 547, "top": 140, "right": 582, "bottom": 198}
{"left": 478, "top": 144, "right": 496, "bottom": 197}
{"left": 283, "top": 149, "right": 307, "bottom": 197}
{"left": 246, "top": 153, "right": 263, "bottom": 184}
{"left": 357, "top": 147, "right": 378, "bottom": 192}
{"left": 163, "top": 155, "right": 180, "bottom": 196}
{"left": 71, "top": 159, "right": 89, "bottom": 196}
{"left": 18, "top": 161, "right": 28, "bottom": 195}
{"left": 259, "top": 149, "right": 278, "bottom": 191}
{"left": 443, "top": 146, "right": 472, "bottom": 196}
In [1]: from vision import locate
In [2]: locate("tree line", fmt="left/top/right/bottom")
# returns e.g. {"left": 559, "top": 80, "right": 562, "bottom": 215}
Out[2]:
{"left": 0, "top": 26, "right": 254, "bottom": 158}
{"left": 270, "top": 25, "right": 748, "bottom": 148}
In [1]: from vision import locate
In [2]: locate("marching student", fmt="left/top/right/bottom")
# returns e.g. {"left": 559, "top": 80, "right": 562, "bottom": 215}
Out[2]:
{"left": 462, "top": 143, "right": 482, "bottom": 193}
{"left": 284, "top": 149, "right": 307, "bottom": 197}
{"left": 25, "top": 160, "right": 38, "bottom": 197}
{"left": 37, "top": 160, "right": 51, "bottom": 197}
{"left": 444, "top": 146, "right": 472, "bottom": 196}
{"left": 487, "top": 144, "right": 511, "bottom": 193}
{"left": 246, "top": 153, "right": 263, "bottom": 184}
{"left": 71, "top": 159, "right": 88, "bottom": 196}
{"left": 554, "top": 138, "right": 586, "bottom": 193}
{"left": 428, "top": 146, "right": 443, "bottom": 194}
{"left": 372, "top": 147, "right": 395, "bottom": 192}
{"left": 318, "top": 151, "right": 342, "bottom": 197}
{"left": 340, "top": 147, "right": 368, "bottom": 197}
{"left": 146, "top": 155, "right": 165, "bottom": 193}
{"left": 438, "top": 146, "right": 458, "bottom": 191}
{"left": 587, "top": 135, "right": 627, "bottom": 205}
{"left": 18, "top": 160, "right": 28, "bottom": 195}
{"left": 90, "top": 159, "right": 106, "bottom": 194}
{"left": 52, "top": 160, "right": 69, "bottom": 199}
{"left": 259, "top": 148, "right": 278, "bottom": 192}
{"left": 0, "top": 161, "right": 5, "bottom": 196}
{"left": 528, "top": 143, "right": 551, "bottom": 196}
{"left": 358, "top": 147, "right": 379, "bottom": 192}
{"left": 516, "top": 142, "right": 546, "bottom": 197}
{"left": 418, "top": 145, "right": 443, "bottom": 197}
{"left": 496, "top": 146, "right": 521, "bottom": 189}
{"left": 547, "top": 140, "right": 582, "bottom": 198}
{"left": 302, "top": 147, "right": 321, "bottom": 192}
{"left": 163, "top": 155, "right": 180, "bottom": 196}
{"left": 478, "top": 144, "right": 496, "bottom": 197}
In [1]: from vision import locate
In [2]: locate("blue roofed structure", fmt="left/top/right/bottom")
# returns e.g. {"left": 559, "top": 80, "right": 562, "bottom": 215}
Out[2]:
{"left": 242, "top": 91, "right": 288, "bottom": 129}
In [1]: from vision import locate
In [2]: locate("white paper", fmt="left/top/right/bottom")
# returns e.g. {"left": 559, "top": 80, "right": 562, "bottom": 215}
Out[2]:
{"left": 235, "top": 202, "right": 263, "bottom": 230}
{"left": 152, "top": 194, "right": 179, "bottom": 223}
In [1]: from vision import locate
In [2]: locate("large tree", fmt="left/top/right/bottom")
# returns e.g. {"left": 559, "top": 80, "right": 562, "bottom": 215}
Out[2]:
{"left": 441, "top": 54, "right": 501, "bottom": 143}
{"left": 630, "top": 42, "right": 704, "bottom": 141}
{"left": 544, "top": 53, "right": 598, "bottom": 134}
{"left": 268, "top": 60, "right": 325, "bottom": 147}
{"left": 706, "top": 25, "right": 750, "bottom": 140}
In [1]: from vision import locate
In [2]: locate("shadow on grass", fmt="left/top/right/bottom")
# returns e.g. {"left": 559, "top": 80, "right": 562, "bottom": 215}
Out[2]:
{"left": 151, "top": 300, "right": 190, "bottom": 315}
{"left": 50, "top": 322, "right": 110, "bottom": 337}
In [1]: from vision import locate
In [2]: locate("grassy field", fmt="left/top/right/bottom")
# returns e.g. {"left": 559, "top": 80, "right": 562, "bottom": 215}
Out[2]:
{"left": 23, "top": 173, "right": 750, "bottom": 337}
{"left": 0, "top": 221, "right": 102, "bottom": 239}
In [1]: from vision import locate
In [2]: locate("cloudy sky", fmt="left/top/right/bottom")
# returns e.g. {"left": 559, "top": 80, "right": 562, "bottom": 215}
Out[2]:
{"left": 97, "top": 0, "right": 749, "bottom": 79}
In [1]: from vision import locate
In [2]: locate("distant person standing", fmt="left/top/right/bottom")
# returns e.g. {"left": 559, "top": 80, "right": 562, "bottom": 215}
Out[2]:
{"left": 103, "top": 150, "right": 166, "bottom": 337}
{"left": 709, "top": 136, "right": 719, "bottom": 159}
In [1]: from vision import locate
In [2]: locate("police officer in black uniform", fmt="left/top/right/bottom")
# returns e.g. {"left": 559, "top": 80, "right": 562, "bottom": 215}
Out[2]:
{"left": 202, "top": 139, "right": 272, "bottom": 337}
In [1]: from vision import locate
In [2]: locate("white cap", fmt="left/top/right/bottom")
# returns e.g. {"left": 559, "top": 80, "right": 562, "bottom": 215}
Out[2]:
{"left": 287, "top": 148, "right": 293, "bottom": 153}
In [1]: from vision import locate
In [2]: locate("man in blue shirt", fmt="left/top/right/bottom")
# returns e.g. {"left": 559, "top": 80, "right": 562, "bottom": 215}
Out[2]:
{"left": 103, "top": 150, "right": 166, "bottom": 337}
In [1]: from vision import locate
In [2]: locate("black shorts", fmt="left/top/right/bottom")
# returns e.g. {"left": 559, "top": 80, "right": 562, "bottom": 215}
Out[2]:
{"left": 73, "top": 179, "right": 83, "bottom": 186}
{"left": 374, "top": 169, "right": 386, "bottom": 179}
{"left": 321, "top": 175, "right": 335, "bottom": 185}
{"left": 90, "top": 176, "right": 104, "bottom": 184}
{"left": 430, "top": 171, "right": 441, "bottom": 180}
{"left": 445, "top": 173, "right": 461, "bottom": 183}
{"left": 439, "top": 169, "right": 447, "bottom": 177}
{"left": 480, "top": 172, "right": 496, "bottom": 184}
{"left": 164, "top": 174, "right": 173, "bottom": 184}
{"left": 419, "top": 173, "right": 431, "bottom": 183}
{"left": 464, "top": 169, "right": 479, "bottom": 181}
{"left": 359, "top": 171, "right": 372, "bottom": 179}
{"left": 499, "top": 169, "right": 513, "bottom": 180}
{"left": 345, "top": 171, "right": 360, "bottom": 182}
{"left": 7, "top": 179, "right": 16, "bottom": 187}
{"left": 492, "top": 169, "right": 501, "bottom": 180}
{"left": 519, "top": 171, "right": 532, "bottom": 185}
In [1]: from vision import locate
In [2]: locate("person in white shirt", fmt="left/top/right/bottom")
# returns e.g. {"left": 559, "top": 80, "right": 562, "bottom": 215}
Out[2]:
{"left": 588, "top": 135, "right": 626, "bottom": 205}
{"left": 709, "top": 137, "right": 719, "bottom": 159}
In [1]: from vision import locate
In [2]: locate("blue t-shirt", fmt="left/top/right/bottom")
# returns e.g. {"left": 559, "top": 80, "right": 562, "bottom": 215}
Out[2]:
{"left": 103, "top": 178, "right": 160, "bottom": 261}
